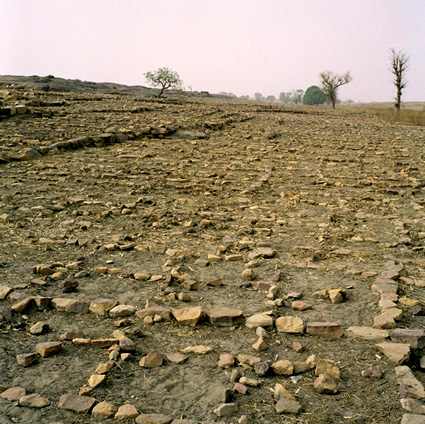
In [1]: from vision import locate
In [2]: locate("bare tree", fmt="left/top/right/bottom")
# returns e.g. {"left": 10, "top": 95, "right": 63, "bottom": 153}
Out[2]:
{"left": 390, "top": 48, "right": 409, "bottom": 120}
{"left": 319, "top": 71, "right": 352, "bottom": 109}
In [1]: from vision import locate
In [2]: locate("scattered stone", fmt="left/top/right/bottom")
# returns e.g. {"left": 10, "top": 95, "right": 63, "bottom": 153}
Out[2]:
{"left": 315, "top": 360, "right": 340, "bottom": 378}
{"left": 73, "top": 338, "right": 91, "bottom": 345}
{"left": 95, "top": 361, "right": 114, "bottom": 374}
{"left": 139, "top": 353, "right": 164, "bottom": 368}
{"left": 89, "top": 298, "right": 119, "bottom": 315}
{"left": 1, "top": 387, "right": 26, "bottom": 401}
{"left": 180, "top": 345, "right": 212, "bottom": 355}
{"left": 35, "top": 341, "right": 62, "bottom": 357}
{"left": 241, "top": 269, "right": 255, "bottom": 281}
{"left": 16, "top": 352, "right": 37, "bottom": 367}
{"left": 91, "top": 338, "right": 119, "bottom": 348}
{"left": 214, "top": 403, "right": 237, "bottom": 417}
{"left": 271, "top": 360, "right": 294, "bottom": 375}
{"left": 233, "top": 382, "right": 247, "bottom": 395}
{"left": 136, "top": 305, "right": 172, "bottom": 321}
{"left": 29, "top": 321, "right": 49, "bottom": 335}
{"left": 313, "top": 374, "right": 339, "bottom": 394}
{"left": 207, "top": 307, "right": 244, "bottom": 326}
{"left": 391, "top": 329, "right": 425, "bottom": 349}
{"left": 60, "top": 330, "right": 85, "bottom": 341}
{"left": 248, "top": 247, "right": 276, "bottom": 259}
{"left": 0, "top": 286, "right": 12, "bottom": 300}
{"left": 245, "top": 313, "right": 273, "bottom": 328}
{"left": 400, "top": 398, "right": 425, "bottom": 414}
{"left": 218, "top": 353, "right": 235, "bottom": 368}
{"left": 346, "top": 326, "right": 389, "bottom": 340}
{"left": 254, "top": 360, "right": 271, "bottom": 376}
{"left": 329, "top": 288, "right": 346, "bottom": 304}
{"left": 292, "top": 341, "right": 303, "bottom": 352}
{"left": 276, "top": 316, "right": 304, "bottom": 334}
{"left": 376, "top": 342, "right": 411, "bottom": 364}
{"left": 361, "top": 366, "right": 383, "bottom": 378}
{"left": 252, "top": 336, "right": 268, "bottom": 351}
{"left": 19, "top": 393, "right": 50, "bottom": 408}
{"left": 239, "top": 377, "right": 260, "bottom": 387}
{"left": 60, "top": 280, "right": 79, "bottom": 293}
{"left": 112, "top": 330, "right": 136, "bottom": 352}
{"left": 109, "top": 304, "right": 136, "bottom": 317}
{"left": 51, "top": 298, "right": 89, "bottom": 313}
{"left": 11, "top": 297, "right": 34, "bottom": 313}
{"left": 306, "top": 322, "right": 343, "bottom": 337}
{"left": 88, "top": 374, "right": 106, "bottom": 388}
{"left": 291, "top": 301, "right": 312, "bottom": 311}
{"left": 274, "top": 383, "right": 295, "bottom": 400}
{"left": 92, "top": 401, "right": 117, "bottom": 419}
{"left": 172, "top": 306, "right": 203, "bottom": 326}
{"left": 401, "top": 414, "right": 425, "bottom": 424}
{"left": 115, "top": 404, "right": 139, "bottom": 421}
{"left": 237, "top": 354, "right": 261, "bottom": 367}
{"left": 374, "top": 314, "right": 396, "bottom": 329}
{"left": 58, "top": 394, "right": 96, "bottom": 413}
{"left": 136, "top": 414, "right": 173, "bottom": 424}
{"left": 164, "top": 352, "right": 188, "bottom": 364}
{"left": 275, "top": 398, "right": 302, "bottom": 414}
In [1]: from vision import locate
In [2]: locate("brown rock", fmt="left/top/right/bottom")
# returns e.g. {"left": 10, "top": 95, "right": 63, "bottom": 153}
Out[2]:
{"left": 89, "top": 298, "right": 118, "bottom": 315}
{"left": 276, "top": 316, "right": 304, "bottom": 334}
{"left": 60, "top": 330, "right": 85, "bottom": 341}
{"left": 207, "top": 307, "right": 244, "bottom": 326}
{"left": 180, "top": 345, "right": 212, "bottom": 354}
{"left": 95, "top": 361, "right": 114, "bottom": 374}
{"left": 376, "top": 342, "right": 411, "bottom": 363}
{"left": 271, "top": 360, "right": 294, "bottom": 375}
{"left": 51, "top": 298, "right": 89, "bottom": 313}
{"left": 217, "top": 353, "right": 235, "bottom": 368}
{"left": 136, "top": 305, "right": 172, "bottom": 321}
{"left": 346, "top": 326, "right": 389, "bottom": 340}
{"left": 16, "top": 352, "right": 37, "bottom": 367}
{"left": 109, "top": 304, "right": 136, "bottom": 317}
{"left": 112, "top": 330, "right": 136, "bottom": 352}
{"left": 164, "top": 352, "right": 188, "bottom": 364}
{"left": 314, "top": 374, "right": 339, "bottom": 394}
{"left": 58, "top": 394, "right": 96, "bottom": 413}
{"left": 1, "top": 387, "right": 26, "bottom": 401}
{"left": 237, "top": 354, "right": 261, "bottom": 367}
{"left": 275, "top": 398, "right": 302, "bottom": 414}
{"left": 245, "top": 313, "right": 274, "bottom": 328}
{"left": 136, "top": 414, "right": 173, "bottom": 424}
{"left": 291, "top": 301, "right": 312, "bottom": 311}
{"left": 92, "top": 401, "right": 117, "bottom": 419}
{"left": 315, "top": 360, "right": 341, "bottom": 378}
{"left": 274, "top": 383, "right": 295, "bottom": 400}
{"left": 115, "top": 404, "right": 139, "bottom": 421}
{"left": 35, "top": 341, "right": 62, "bottom": 357}
{"left": 391, "top": 329, "right": 425, "bottom": 349}
{"left": 361, "top": 366, "right": 383, "bottom": 378}
{"left": 306, "top": 322, "right": 343, "bottom": 337}
{"left": 91, "top": 338, "right": 119, "bottom": 348}
{"left": 11, "top": 297, "right": 34, "bottom": 313}
{"left": 0, "top": 285, "right": 12, "bottom": 300}
{"left": 19, "top": 393, "right": 50, "bottom": 408}
{"left": 88, "top": 374, "right": 106, "bottom": 388}
{"left": 29, "top": 321, "right": 49, "bottom": 335}
{"left": 233, "top": 382, "right": 248, "bottom": 394}
{"left": 172, "top": 306, "right": 203, "bottom": 326}
{"left": 139, "top": 353, "right": 163, "bottom": 368}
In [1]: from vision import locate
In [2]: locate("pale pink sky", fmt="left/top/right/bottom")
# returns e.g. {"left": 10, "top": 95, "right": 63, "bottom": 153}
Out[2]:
{"left": 1, "top": 0, "right": 424, "bottom": 102}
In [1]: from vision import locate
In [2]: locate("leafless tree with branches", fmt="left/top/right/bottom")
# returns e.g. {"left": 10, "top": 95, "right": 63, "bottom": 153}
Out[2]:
{"left": 319, "top": 71, "right": 352, "bottom": 109}
{"left": 390, "top": 48, "right": 409, "bottom": 120}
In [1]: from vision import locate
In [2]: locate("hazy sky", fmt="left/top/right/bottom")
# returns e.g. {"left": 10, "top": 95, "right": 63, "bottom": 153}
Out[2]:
{"left": 1, "top": 0, "right": 424, "bottom": 102}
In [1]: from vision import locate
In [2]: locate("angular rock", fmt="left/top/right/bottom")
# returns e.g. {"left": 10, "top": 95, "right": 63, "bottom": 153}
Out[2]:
{"left": 136, "top": 414, "right": 173, "bottom": 424}
{"left": 271, "top": 360, "right": 294, "bottom": 375}
{"left": 291, "top": 300, "right": 312, "bottom": 311}
{"left": 376, "top": 342, "right": 410, "bottom": 363}
{"left": 139, "top": 353, "right": 163, "bottom": 368}
{"left": 88, "top": 374, "right": 106, "bottom": 388}
{"left": 58, "top": 394, "right": 96, "bottom": 413}
{"left": 401, "top": 414, "right": 425, "bottom": 424}
{"left": 374, "top": 313, "right": 396, "bottom": 329}
{"left": 233, "top": 382, "right": 247, "bottom": 394}
{"left": 16, "top": 352, "right": 37, "bottom": 367}
{"left": 164, "top": 352, "right": 188, "bottom": 364}
{"left": 254, "top": 360, "right": 271, "bottom": 376}
{"left": 315, "top": 360, "right": 340, "bottom": 378}
{"left": 275, "top": 398, "right": 302, "bottom": 414}
{"left": 91, "top": 338, "right": 119, "bottom": 348}
{"left": 346, "top": 326, "right": 389, "bottom": 340}
{"left": 239, "top": 377, "right": 260, "bottom": 387}
{"left": 52, "top": 298, "right": 89, "bottom": 313}
{"left": 136, "top": 305, "right": 172, "bottom": 321}
{"left": 214, "top": 403, "right": 237, "bottom": 417}
{"left": 400, "top": 398, "right": 425, "bottom": 415}
{"left": 1, "top": 387, "right": 26, "bottom": 401}
{"left": 11, "top": 297, "right": 34, "bottom": 313}
{"left": 252, "top": 336, "right": 268, "bottom": 351}
{"left": 276, "top": 316, "right": 304, "bottom": 334}
{"left": 35, "top": 341, "right": 62, "bottom": 357}
{"left": 19, "top": 393, "right": 50, "bottom": 408}
{"left": 0, "top": 286, "right": 12, "bottom": 300}
{"left": 237, "top": 354, "right": 261, "bottom": 367}
{"left": 306, "top": 322, "right": 343, "bottom": 337}
{"left": 115, "top": 404, "right": 139, "bottom": 421}
{"left": 109, "top": 304, "right": 136, "bottom": 317}
{"left": 95, "top": 361, "right": 114, "bottom": 374}
{"left": 207, "top": 307, "right": 244, "bottom": 326}
{"left": 313, "top": 374, "right": 338, "bottom": 394}
{"left": 29, "top": 321, "right": 49, "bottom": 335}
{"left": 391, "top": 329, "right": 425, "bottom": 349}
{"left": 89, "top": 298, "right": 118, "bottom": 315}
{"left": 361, "top": 366, "right": 383, "bottom": 378}
{"left": 112, "top": 330, "right": 136, "bottom": 352}
{"left": 172, "top": 306, "right": 203, "bottom": 326}
{"left": 245, "top": 313, "right": 273, "bottom": 329}
{"left": 92, "top": 401, "right": 117, "bottom": 419}
{"left": 217, "top": 353, "right": 235, "bottom": 368}
{"left": 180, "top": 345, "right": 212, "bottom": 355}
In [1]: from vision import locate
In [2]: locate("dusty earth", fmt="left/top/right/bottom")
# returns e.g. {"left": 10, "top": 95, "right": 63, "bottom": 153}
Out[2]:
{"left": 1, "top": 86, "right": 425, "bottom": 424}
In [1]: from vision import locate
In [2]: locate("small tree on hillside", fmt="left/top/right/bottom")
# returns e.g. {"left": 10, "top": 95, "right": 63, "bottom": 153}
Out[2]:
{"left": 390, "top": 48, "right": 409, "bottom": 120}
{"left": 319, "top": 71, "right": 352, "bottom": 109}
{"left": 144, "top": 67, "right": 183, "bottom": 98}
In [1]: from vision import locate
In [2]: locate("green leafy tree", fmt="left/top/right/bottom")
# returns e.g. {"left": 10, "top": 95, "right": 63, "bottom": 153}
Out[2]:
{"left": 319, "top": 71, "right": 352, "bottom": 109}
{"left": 144, "top": 67, "right": 183, "bottom": 98}
{"left": 303, "top": 85, "right": 326, "bottom": 105}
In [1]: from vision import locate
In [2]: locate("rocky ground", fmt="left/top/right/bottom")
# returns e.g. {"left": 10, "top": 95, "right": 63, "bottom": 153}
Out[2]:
{"left": 1, "top": 86, "right": 425, "bottom": 424}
